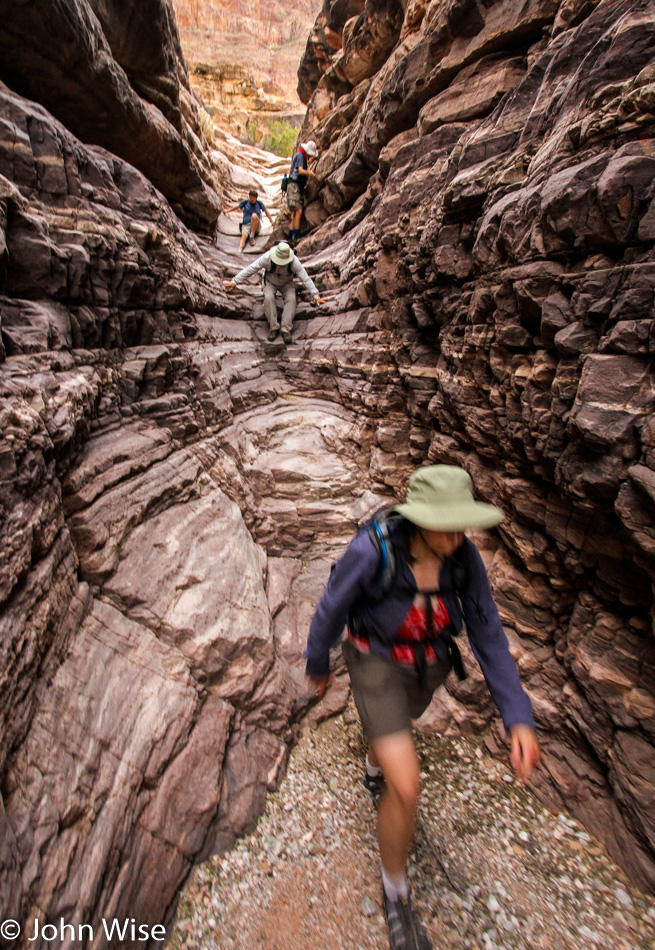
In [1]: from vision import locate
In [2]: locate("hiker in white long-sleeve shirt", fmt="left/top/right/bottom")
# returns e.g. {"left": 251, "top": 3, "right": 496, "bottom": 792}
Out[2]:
{"left": 223, "top": 241, "right": 325, "bottom": 344}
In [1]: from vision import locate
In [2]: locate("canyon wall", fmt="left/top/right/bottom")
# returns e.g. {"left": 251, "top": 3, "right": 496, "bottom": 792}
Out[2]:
{"left": 169, "top": 0, "right": 321, "bottom": 153}
{"left": 296, "top": 0, "right": 655, "bottom": 892}
{"left": 0, "top": 0, "right": 221, "bottom": 232}
{"left": 1, "top": 0, "right": 655, "bottom": 945}
{"left": 0, "top": 71, "right": 380, "bottom": 944}
{"left": 171, "top": 0, "right": 320, "bottom": 115}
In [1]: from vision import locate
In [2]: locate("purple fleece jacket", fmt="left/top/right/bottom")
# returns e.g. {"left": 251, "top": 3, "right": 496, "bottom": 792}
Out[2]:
{"left": 305, "top": 521, "right": 534, "bottom": 732}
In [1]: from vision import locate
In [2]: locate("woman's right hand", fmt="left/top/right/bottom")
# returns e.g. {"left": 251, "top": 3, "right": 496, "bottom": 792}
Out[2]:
{"left": 223, "top": 280, "right": 235, "bottom": 291}
{"left": 307, "top": 674, "right": 332, "bottom": 699}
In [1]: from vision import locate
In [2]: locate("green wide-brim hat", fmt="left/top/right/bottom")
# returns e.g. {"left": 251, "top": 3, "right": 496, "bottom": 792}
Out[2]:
{"left": 393, "top": 465, "right": 504, "bottom": 531}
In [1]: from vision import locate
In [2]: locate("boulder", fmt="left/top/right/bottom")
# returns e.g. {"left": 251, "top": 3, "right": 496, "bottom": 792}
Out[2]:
{"left": 0, "top": 0, "right": 220, "bottom": 231}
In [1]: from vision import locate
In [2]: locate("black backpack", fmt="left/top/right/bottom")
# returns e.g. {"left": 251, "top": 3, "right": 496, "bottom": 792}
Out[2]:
{"left": 267, "top": 260, "right": 293, "bottom": 277}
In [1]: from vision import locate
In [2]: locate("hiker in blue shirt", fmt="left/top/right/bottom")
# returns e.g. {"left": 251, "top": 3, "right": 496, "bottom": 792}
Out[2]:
{"left": 286, "top": 140, "right": 319, "bottom": 247}
{"left": 305, "top": 465, "right": 541, "bottom": 950}
{"left": 223, "top": 189, "right": 274, "bottom": 253}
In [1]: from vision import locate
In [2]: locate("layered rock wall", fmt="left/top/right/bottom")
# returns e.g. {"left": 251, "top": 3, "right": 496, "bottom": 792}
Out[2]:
{"left": 1, "top": 0, "right": 655, "bottom": 942}
{"left": 0, "top": 0, "right": 221, "bottom": 231}
{"left": 0, "top": 75, "right": 384, "bottom": 942}
{"left": 171, "top": 0, "right": 319, "bottom": 106}
{"left": 295, "top": 0, "right": 655, "bottom": 891}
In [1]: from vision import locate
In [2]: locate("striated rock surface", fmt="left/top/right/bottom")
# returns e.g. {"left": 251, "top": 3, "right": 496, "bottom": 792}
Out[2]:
{"left": 172, "top": 0, "right": 320, "bottom": 96}
{"left": 170, "top": 0, "right": 317, "bottom": 151}
{"left": 294, "top": 0, "right": 655, "bottom": 894}
{"left": 0, "top": 0, "right": 221, "bottom": 231}
{"left": 0, "top": 72, "right": 386, "bottom": 942}
{"left": 172, "top": 0, "right": 319, "bottom": 103}
{"left": 1, "top": 0, "right": 655, "bottom": 943}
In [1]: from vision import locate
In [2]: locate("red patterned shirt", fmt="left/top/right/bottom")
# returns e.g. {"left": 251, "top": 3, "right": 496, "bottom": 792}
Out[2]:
{"left": 349, "top": 592, "right": 451, "bottom": 666}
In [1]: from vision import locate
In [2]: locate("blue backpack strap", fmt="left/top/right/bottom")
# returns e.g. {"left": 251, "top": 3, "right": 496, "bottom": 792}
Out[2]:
{"left": 367, "top": 517, "right": 396, "bottom": 599}
{"left": 363, "top": 509, "right": 406, "bottom": 600}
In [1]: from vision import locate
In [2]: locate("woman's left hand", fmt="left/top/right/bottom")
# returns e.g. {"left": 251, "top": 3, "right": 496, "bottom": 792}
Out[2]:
{"left": 510, "top": 724, "right": 541, "bottom": 783}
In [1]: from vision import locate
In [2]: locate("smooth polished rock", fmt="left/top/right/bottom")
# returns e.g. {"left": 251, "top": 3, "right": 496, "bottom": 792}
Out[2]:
{"left": 2, "top": 0, "right": 655, "bottom": 934}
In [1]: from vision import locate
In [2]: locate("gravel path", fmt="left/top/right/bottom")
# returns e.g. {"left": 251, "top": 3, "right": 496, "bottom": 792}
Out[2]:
{"left": 169, "top": 702, "right": 655, "bottom": 950}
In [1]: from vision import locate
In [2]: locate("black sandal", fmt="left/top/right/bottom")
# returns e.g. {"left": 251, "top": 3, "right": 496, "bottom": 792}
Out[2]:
{"left": 363, "top": 771, "right": 385, "bottom": 805}
{"left": 383, "top": 891, "right": 432, "bottom": 950}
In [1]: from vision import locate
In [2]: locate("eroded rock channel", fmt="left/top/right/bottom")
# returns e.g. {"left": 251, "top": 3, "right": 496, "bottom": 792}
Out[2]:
{"left": 1, "top": 0, "right": 655, "bottom": 945}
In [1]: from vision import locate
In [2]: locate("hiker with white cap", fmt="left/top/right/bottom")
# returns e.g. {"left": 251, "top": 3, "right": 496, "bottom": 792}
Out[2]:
{"left": 223, "top": 241, "right": 326, "bottom": 344}
{"left": 305, "top": 465, "right": 540, "bottom": 950}
{"left": 286, "top": 140, "right": 319, "bottom": 247}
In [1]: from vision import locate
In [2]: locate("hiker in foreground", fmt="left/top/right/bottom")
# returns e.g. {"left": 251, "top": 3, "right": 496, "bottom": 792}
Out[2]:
{"left": 223, "top": 241, "right": 325, "bottom": 343}
{"left": 222, "top": 188, "right": 274, "bottom": 252}
{"left": 305, "top": 465, "right": 541, "bottom": 950}
{"left": 285, "top": 139, "right": 319, "bottom": 247}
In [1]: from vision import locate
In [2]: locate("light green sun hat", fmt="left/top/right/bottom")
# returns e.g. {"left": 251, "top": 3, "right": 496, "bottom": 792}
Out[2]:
{"left": 393, "top": 465, "right": 504, "bottom": 531}
{"left": 270, "top": 241, "right": 295, "bottom": 265}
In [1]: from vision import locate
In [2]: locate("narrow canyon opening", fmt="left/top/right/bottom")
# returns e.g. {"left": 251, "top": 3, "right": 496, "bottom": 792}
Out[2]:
{"left": 1, "top": 0, "right": 655, "bottom": 947}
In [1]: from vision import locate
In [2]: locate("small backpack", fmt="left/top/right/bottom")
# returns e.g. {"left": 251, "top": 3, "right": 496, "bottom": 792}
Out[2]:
{"left": 267, "top": 259, "right": 293, "bottom": 277}
{"left": 281, "top": 174, "right": 289, "bottom": 192}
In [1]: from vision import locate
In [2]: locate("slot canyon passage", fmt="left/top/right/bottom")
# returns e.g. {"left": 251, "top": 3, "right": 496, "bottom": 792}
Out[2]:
{"left": 2, "top": 0, "right": 655, "bottom": 947}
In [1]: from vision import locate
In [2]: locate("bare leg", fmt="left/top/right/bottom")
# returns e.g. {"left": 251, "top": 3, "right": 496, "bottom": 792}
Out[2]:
{"left": 368, "top": 745, "right": 381, "bottom": 769}
{"left": 290, "top": 208, "right": 302, "bottom": 231}
{"left": 239, "top": 228, "right": 248, "bottom": 251}
{"left": 370, "top": 731, "right": 420, "bottom": 876}
{"left": 372, "top": 732, "right": 432, "bottom": 948}
{"left": 250, "top": 213, "right": 260, "bottom": 239}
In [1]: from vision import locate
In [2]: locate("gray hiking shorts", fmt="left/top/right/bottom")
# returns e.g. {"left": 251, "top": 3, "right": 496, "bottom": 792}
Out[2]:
{"left": 342, "top": 639, "right": 450, "bottom": 741}
{"left": 286, "top": 181, "right": 303, "bottom": 211}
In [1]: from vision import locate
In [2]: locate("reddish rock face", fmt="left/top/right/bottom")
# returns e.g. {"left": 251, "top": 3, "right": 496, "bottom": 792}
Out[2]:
{"left": 0, "top": 0, "right": 221, "bottom": 231}
{"left": 171, "top": 0, "right": 319, "bottom": 105}
{"left": 1, "top": 0, "right": 655, "bottom": 938}
{"left": 0, "top": 70, "right": 388, "bottom": 933}
{"left": 295, "top": 0, "right": 655, "bottom": 894}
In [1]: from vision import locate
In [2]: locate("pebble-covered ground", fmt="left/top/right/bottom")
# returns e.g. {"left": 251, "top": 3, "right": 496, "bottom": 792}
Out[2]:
{"left": 169, "top": 703, "right": 655, "bottom": 950}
